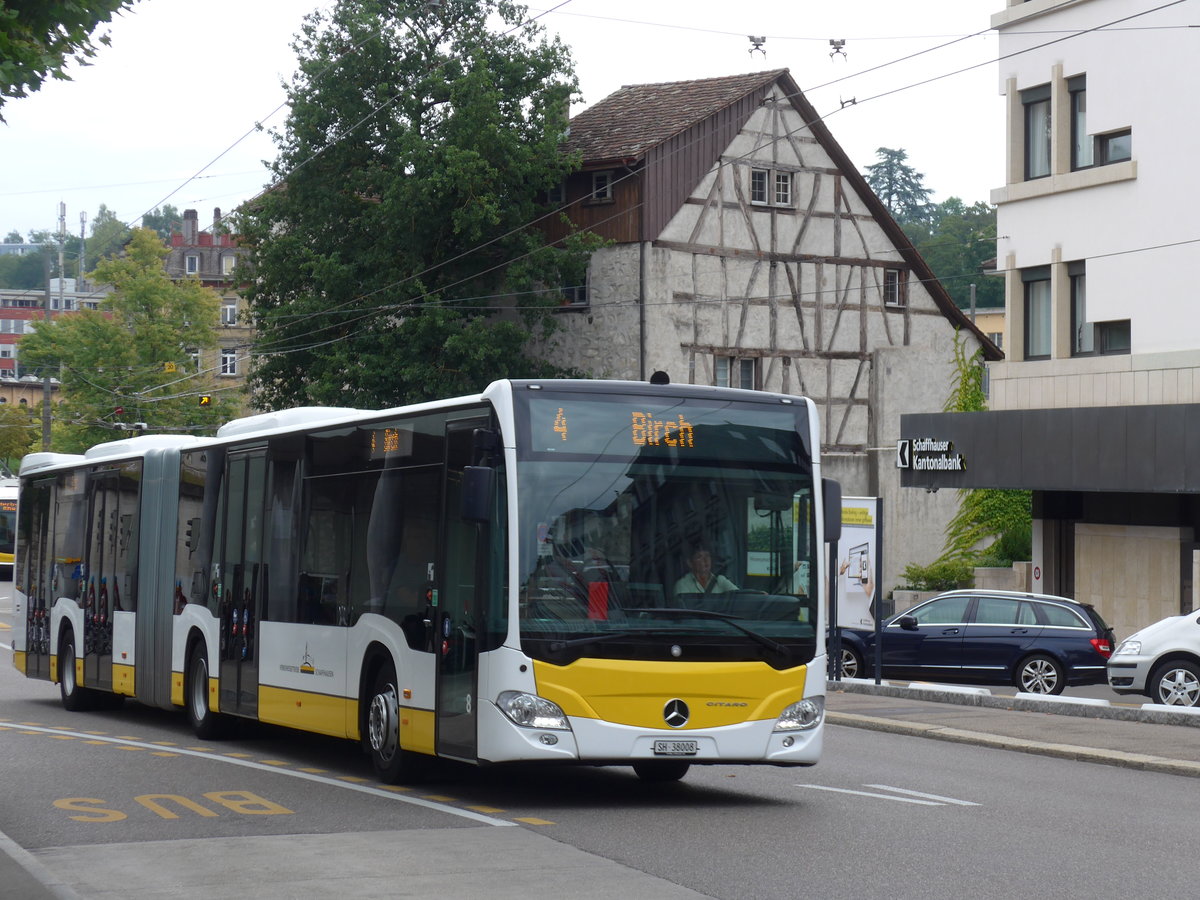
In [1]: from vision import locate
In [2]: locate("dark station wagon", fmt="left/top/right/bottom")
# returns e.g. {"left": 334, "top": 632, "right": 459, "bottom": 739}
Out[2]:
{"left": 834, "top": 590, "right": 1115, "bottom": 694}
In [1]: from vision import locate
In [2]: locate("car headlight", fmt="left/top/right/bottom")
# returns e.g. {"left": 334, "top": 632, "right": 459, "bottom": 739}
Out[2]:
{"left": 1112, "top": 640, "right": 1141, "bottom": 657}
{"left": 496, "top": 691, "right": 571, "bottom": 730}
{"left": 774, "top": 696, "right": 824, "bottom": 732}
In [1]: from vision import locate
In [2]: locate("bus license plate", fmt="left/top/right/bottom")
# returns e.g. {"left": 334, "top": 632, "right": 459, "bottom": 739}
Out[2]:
{"left": 653, "top": 740, "right": 698, "bottom": 756}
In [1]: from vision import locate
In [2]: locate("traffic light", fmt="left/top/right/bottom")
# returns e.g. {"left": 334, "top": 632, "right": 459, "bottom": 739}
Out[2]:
{"left": 198, "top": 395, "right": 212, "bottom": 407}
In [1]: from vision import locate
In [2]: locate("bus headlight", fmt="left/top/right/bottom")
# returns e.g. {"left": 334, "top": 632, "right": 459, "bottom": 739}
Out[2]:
{"left": 496, "top": 691, "right": 571, "bottom": 730}
{"left": 774, "top": 697, "right": 824, "bottom": 732}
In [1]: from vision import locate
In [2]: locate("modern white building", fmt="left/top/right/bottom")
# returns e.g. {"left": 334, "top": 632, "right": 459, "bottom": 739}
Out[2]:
{"left": 901, "top": 0, "right": 1200, "bottom": 640}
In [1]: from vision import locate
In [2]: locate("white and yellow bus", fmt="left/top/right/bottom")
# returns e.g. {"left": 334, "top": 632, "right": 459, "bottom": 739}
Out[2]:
{"left": 11, "top": 379, "right": 839, "bottom": 782}
{"left": 0, "top": 477, "right": 16, "bottom": 577}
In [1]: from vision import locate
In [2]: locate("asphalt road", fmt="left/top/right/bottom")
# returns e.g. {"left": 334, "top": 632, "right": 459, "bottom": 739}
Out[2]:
{"left": 4, "top": 590, "right": 1195, "bottom": 899}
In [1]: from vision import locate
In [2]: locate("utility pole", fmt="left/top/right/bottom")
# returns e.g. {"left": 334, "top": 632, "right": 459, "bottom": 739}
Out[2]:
{"left": 41, "top": 234, "right": 53, "bottom": 451}
{"left": 79, "top": 211, "right": 88, "bottom": 289}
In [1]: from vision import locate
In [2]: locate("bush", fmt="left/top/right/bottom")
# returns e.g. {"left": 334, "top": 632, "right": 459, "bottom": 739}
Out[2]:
{"left": 975, "top": 524, "right": 1032, "bottom": 568}
{"left": 900, "top": 558, "right": 975, "bottom": 592}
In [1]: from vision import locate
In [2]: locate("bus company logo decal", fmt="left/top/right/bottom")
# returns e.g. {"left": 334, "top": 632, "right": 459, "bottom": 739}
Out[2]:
{"left": 663, "top": 699, "right": 690, "bottom": 728}
{"left": 706, "top": 700, "right": 748, "bottom": 707}
{"left": 279, "top": 645, "right": 334, "bottom": 678}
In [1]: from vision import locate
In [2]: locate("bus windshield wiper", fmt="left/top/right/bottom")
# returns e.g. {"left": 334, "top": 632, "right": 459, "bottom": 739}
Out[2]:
{"left": 547, "top": 628, "right": 668, "bottom": 652}
{"left": 634, "top": 607, "right": 789, "bottom": 657}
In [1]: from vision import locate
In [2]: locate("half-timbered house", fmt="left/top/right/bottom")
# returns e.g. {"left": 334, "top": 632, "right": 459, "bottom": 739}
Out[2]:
{"left": 537, "top": 69, "right": 1002, "bottom": 595}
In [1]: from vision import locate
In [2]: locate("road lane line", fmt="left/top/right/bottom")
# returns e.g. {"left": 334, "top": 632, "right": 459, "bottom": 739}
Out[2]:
{"left": 797, "top": 785, "right": 943, "bottom": 805}
{"left": 864, "top": 784, "right": 980, "bottom": 806}
{"left": 4, "top": 723, "right": 515, "bottom": 826}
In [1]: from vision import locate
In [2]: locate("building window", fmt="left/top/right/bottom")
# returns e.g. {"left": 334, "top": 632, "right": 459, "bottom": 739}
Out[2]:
{"left": 750, "top": 168, "right": 793, "bottom": 208}
{"left": 1069, "top": 77, "right": 1092, "bottom": 170}
{"left": 1023, "top": 267, "right": 1051, "bottom": 359}
{"left": 590, "top": 171, "right": 613, "bottom": 202}
{"left": 1070, "top": 264, "right": 1091, "bottom": 355}
{"left": 883, "top": 269, "right": 905, "bottom": 308}
{"left": 750, "top": 169, "right": 768, "bottom": 205}
{"left": 220, "top": 255, "right": 237, "bottom": 276}
{"left": 559, "top": 285, "right": 587, "bottom": 307}
{"left": 0, "top": 319, "right": 25, "bottom": 334}
{"left": 1023, "top": 85, "right": 1051, "bottom": 180}
{"left": 1096, "top": 130, "right": 1132, "bottom": 165}
{"left": 220, "top": 350, "right": 238, "bottom": 376}
{"left": 774, "top": 172, "right": 792, "bottom": 206}
{"left": 185, "top": 255, "right": 199, "bottom": 275}
{"left": 987, "top": 332, "right": 1004, "bottom": 350}
{"left": 186, "top": 348, "right": 200, "bottom": 371}
{"left": 221, "top": 300, "right": 238, "bottom": 326}
{"left": 546, "top": 182, "right": 565, "bottom": 205}
{"left": 715, "top": 356, "right": 757, "bottom": 390}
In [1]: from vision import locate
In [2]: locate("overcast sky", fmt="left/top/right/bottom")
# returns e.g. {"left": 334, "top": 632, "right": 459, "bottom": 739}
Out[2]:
{"left": 0, "top": 0, "right": 1005, "bottom": 240}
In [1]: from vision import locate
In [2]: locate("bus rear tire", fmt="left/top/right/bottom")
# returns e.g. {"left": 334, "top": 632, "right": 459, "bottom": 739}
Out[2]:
{"left": 632, "top": 760, "right": 690, "bottom": 783}
{"left": 186, "top": 646, "right": 230, "bottom": 739}
{"left": 59, "top": 630, "right": 95, "bottom": 712}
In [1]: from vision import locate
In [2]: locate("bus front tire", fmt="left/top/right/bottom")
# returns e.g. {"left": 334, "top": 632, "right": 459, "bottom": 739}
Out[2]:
{"left": 59, "top": 631, "right": 95, "bottom": 712}
{"left": 363, "top": 662, "right": 421, "bottom": 784}
{"left": 186, "top": 647, "right": 229, "bottom": 739}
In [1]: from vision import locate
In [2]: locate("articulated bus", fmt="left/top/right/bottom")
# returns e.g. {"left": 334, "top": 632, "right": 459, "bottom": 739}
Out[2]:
{"left": 11, "top": 379, "right": 839, "bottom": 782}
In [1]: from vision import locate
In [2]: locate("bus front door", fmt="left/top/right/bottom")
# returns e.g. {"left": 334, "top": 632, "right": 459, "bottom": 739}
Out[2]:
{"left": 435, "top": 420, "right": 488, "bottom": 762}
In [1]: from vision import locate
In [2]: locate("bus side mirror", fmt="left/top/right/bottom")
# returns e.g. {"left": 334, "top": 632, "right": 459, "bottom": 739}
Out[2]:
{"left": 461, "top": 466, "right": 493, "bottom": 524}
{"left": 822, "top": 478, "right": 842, "bottom": 543}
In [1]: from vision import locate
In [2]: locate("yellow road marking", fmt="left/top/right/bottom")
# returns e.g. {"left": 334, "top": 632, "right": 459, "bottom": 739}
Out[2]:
{"left": 224, "top": 752, "right": 252, "bottom": 758}
{"left": 151, "top": 752, "right": 178, "bottom": 758}
{"left": 298, "top": 768, "right": 327, "bottom": 774}
{"left": 422, "top": 794, "right": 455, "bottom": 802}
{"left": 467, "top": 805, "right": 505, "bottom": 814}
{"left": 337, "top": 776, "right": 368, "bottom": 784}
{"left": 51, "top": 735, "right": 75, "bottom": 740}
{"left": 260, "top": 760, "right": 291, "bottom": 767}
{"left": 515, "top": 817, "right": 555, "bottom": 826}
{"left": 84, "top": 740, "right": 107, "bottom": 745}
{"left": 118, "top": 746, "right": 144, "bottom": 752}
{"left": 381, "top": 785, "right": 410, "bottom": 793}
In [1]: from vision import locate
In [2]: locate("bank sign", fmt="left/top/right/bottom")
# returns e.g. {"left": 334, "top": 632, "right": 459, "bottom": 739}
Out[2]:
{"left": 896, "top": 437, "right": 966, "bottom": 472}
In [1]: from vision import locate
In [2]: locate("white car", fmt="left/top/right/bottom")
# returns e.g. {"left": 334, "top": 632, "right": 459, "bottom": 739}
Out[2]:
{"left": 1108, "top": 610, "right": 1200, "bottom": 707}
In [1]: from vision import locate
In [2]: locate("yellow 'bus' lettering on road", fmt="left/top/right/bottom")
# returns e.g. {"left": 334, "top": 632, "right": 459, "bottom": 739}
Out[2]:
{"left": 202, "top": 791, "right": 294, "bottom": 815}
{"left": 135, "top": 795, "right": 219, "bottom": 819}
{"left": 54, "top": 798, "right": 127, "bottom": 823}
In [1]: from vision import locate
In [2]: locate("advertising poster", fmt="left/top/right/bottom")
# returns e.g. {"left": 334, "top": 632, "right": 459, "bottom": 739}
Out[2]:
{"left": 837, "top": 497, "right": 880, "bottom": 629}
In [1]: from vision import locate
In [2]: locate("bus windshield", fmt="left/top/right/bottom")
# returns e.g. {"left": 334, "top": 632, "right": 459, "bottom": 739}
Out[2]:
{"left": 515, "top": 390, "right": 817, "bottom": 669}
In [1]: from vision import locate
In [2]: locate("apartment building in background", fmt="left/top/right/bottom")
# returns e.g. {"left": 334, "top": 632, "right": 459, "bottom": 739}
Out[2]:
{"left": 901, "top": 0, "right": 1200, "bottom": 639}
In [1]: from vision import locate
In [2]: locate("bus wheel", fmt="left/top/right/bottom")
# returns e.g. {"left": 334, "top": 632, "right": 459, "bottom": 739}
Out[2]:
{"left": 186, "top": 646, "right": 229, "bottom": 739}
{"left": 632, "top": 761, "right": 690, "bottom": 783}
{"left": 59, "top": 631, "right": 94, "bottom": 712}
{"left": 364, "top": 663, "right": 410, "bottom": 783}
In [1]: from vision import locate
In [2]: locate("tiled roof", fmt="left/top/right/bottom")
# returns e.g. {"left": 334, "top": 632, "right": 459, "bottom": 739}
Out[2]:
{"left": 565, "top": 69, "right": 788, "bottom": 164}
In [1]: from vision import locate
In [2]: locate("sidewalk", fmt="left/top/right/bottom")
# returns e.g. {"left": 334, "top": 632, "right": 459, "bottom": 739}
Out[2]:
{"left": 826, "top": 678, "right": 1200, "bottom": 778}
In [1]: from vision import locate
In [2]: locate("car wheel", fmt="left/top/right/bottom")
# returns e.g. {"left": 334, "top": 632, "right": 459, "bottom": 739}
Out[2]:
{"left": 1150, "top": 660, "right": 1200, "bottom": 707}
{"left": 1015, "top": 654, "right": 1065, "bottom": 695}
{"left": 632, "top": 761, "right": 690, "bottom": 782}
{"left": 839, "top": 647, "right": 863, "bottom": 679}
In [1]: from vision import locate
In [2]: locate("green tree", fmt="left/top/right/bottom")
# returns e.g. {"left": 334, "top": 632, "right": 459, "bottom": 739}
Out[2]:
{"left": 0, "top": 244, "right": 46, "bottom": 289}
{"left": 141, "top": 204, "right": 182, "bottom": 242}
{"left": 0, "top": 403, "right": 37, "bottom": 471}
{"left": 85, "top": 204, "right": 131, "bottom": 271}
{"left": 904, "top": 197, "right": 1002, "bottom": 312}
{"left": 864, "top": 147, "right": 933, "bottom": 226}
{"left": 18, "top": 228, "right": 238, "bottom": 452}
{"left": 3, "top": 230, "right": 22, "bottom": 243}
{"left": 235, "top": 0, "right": 589, "bottom": 409}
{"left": 938, "top": 331, "right": 1031, "bottom": 564}
{"left": 0, "top": 1, "right": 136, "bottom": 119}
